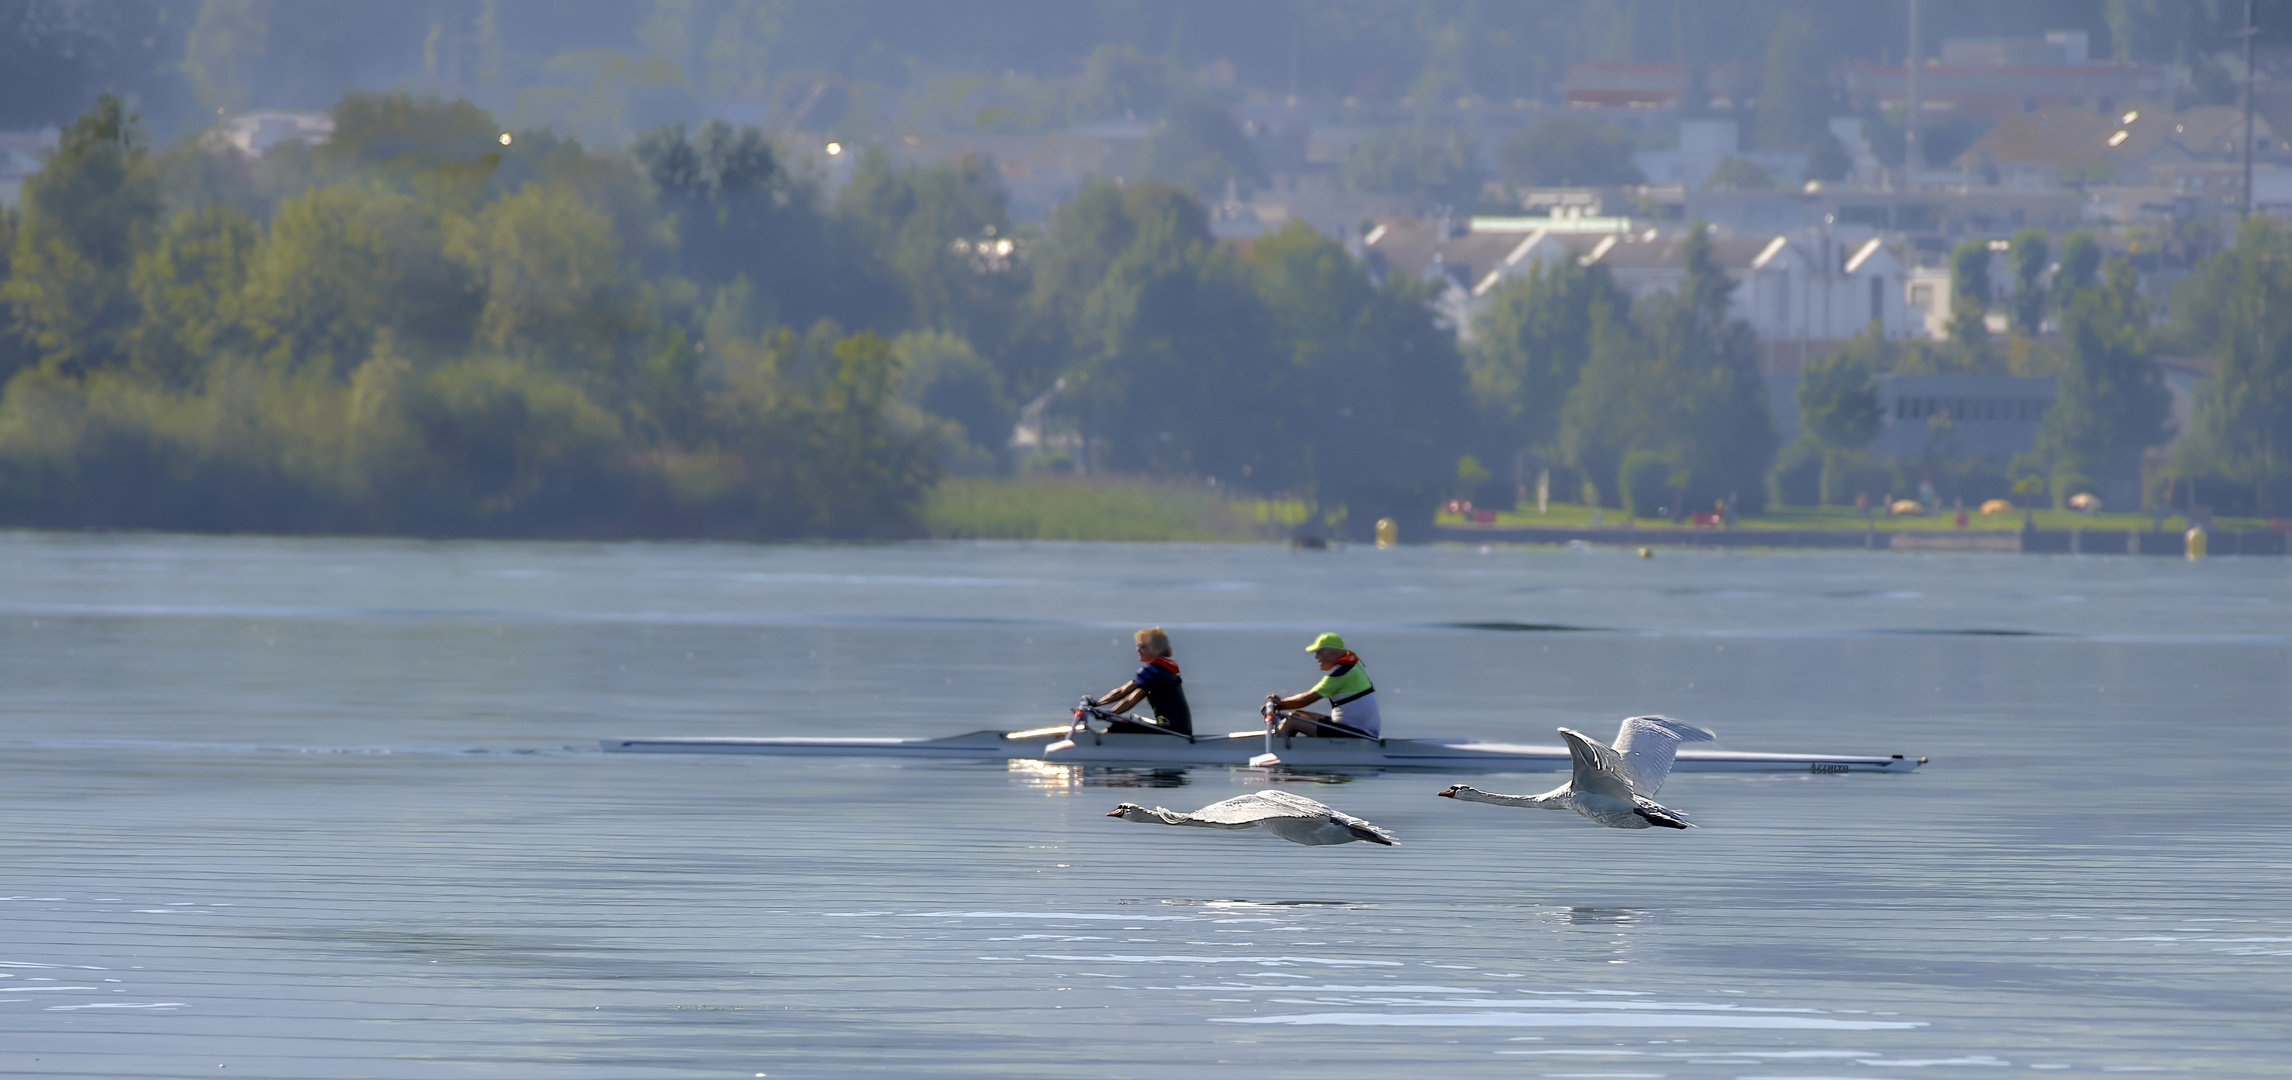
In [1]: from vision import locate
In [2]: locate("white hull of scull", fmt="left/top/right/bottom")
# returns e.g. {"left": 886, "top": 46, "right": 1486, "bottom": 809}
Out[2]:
{"left": 600, "top": 729, "right": 1923, "bottom": 773}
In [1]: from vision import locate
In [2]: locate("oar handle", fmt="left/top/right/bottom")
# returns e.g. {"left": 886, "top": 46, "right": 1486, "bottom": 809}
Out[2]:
{"left": 1074, "top": 702, "right": 1195, "bottom": 742}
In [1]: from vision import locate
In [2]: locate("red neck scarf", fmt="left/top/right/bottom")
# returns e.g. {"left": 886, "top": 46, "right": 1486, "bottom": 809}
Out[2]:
{"left": 1144, "top": 655, "right": 1180, "bottom": 674}
{"left": 1330, "top": 651, "right": 1359, "bottom": 667}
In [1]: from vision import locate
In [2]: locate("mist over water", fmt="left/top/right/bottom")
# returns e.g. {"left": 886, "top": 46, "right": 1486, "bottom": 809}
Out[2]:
{"left": 2, "top": 533, "right": 2287, "bottom": 1077}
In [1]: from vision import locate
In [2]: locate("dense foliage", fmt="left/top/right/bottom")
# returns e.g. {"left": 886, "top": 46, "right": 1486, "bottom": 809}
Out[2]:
{"left": 2168, "top": 217, "right": 2292, "bottom": 515}
{"left": 2027, "top": 258, "right": 2170, "bottom": 508}
{"left": 1468, "top": 224, "right": 1776, "bottom": 516}
{"left": 1777, "top": 331, "right": 1885, "bottom": 507}
{"left": 0, "top": 96, "right": 956, "bottom": 536}
{"left": 0, "top": 93, "right": 1481, "bottom": 539}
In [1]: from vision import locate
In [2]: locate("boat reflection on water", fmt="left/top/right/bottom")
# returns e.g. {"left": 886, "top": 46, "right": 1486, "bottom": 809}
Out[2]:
{"left": 1563, "top": 905, "right": 1652, "bottom": 926}
{"left": 1008, "top": 759, "right": 1378, "bottom": 791}
{"left": 1006, "top": 759, "right": 1191, "bottom": 790}
{"left": 1563, "top": 906, "right": 1657, "bottom": 966}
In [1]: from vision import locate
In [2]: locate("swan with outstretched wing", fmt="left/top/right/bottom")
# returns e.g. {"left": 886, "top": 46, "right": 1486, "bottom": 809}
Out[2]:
{"left": 1437, "top": 715, "right": 1713, "bottom": 830}
{"left": 1109, "top": 789, "right": 1398, "bottom": 846}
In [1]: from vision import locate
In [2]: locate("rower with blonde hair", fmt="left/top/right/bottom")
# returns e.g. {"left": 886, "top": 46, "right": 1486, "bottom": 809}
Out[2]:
{"left": 1084, "top": 627, "right": 1193, "bottom": 736}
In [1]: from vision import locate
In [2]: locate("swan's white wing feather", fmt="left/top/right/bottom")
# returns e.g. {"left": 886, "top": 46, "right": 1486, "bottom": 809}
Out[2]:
{"left": 1559, "top": 728, "right": 1636, "bottom": 801}
{"left": 1185, "top": 790, "right": 1330, "bottom": 825}
{"left": 1327, "top": 809, "right": 1399, "bottom": 845}
{"left": 1609, "top": 715, "right": 1716, "bottom": 795}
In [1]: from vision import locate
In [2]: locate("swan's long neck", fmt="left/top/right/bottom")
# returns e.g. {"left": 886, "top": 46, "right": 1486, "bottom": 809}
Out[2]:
{"left": 1452, "top": 786, "right": 1567, "bottom": 809}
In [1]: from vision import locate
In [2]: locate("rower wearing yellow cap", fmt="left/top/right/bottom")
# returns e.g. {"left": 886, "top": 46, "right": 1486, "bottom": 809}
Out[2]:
{"left": 1265, "top": 632, "right": 1380, "bottom": 739}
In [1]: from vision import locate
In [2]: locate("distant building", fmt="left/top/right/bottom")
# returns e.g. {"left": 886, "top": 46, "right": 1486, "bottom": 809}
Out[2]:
{"left": 1954, "top": 105, "right": 2279, "bottom": 191}
{"left": 1363, "top": 216, "right": 1922, "bottom": 367}
{"left": 1688, "top": 185, "right": 2086, "bottom": 241}
{"left": 1843, "top": 52, "right": 2177, "bottom": 122}
{"left": 1942, "top": 30, "right": 2091, "bottom": 68}
{"left": 1632, "top": 118, "right": 1807, "bottom": 189}
{"left": 1769, "top": 373, "right": 2056, "bottom": 462}
{"left": 1562, "top": 63, "right": 1741, "bottom": 110}
{"left": 1360, "top": 215, "right": 1617, "bottom": 333}
{"left": 1587, "top": 228, "right": 1914, "bottom": 372}
{"left": 212, "top": 111, "right": 335, "bottom": 156}
{"left": 1871, "top": 375, "right": 2058, "bottom": 459}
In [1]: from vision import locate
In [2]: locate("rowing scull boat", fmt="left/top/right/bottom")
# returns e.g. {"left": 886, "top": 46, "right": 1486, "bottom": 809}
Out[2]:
{"left": 601, "top": 727, "right": 1923, "bottom": 773}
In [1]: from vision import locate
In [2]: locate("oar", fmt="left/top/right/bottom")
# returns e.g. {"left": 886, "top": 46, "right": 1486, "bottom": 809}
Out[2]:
{"left": 1252, "top": 705, "right": 1381, "bottom": 766}
{"left": 1251, "top": 700, "right": 1282, "bottom": 767}
{"left": 1044, "top": 702, "right": 1196, "bottom": 753}
{"left": 1042, "top": 698, "right": 1095, "bottom": 753}
{"left": 1299, "top": 713, "right": 1382, "bottom": 741}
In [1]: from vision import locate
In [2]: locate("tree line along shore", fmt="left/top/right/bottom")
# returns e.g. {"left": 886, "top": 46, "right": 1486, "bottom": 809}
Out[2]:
{"left": 1, "top": 93, "right": 2286, "bottom": 543}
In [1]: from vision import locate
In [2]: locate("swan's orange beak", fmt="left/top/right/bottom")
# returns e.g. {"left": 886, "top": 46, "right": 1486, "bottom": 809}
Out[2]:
{"left": 1105, "top": 809, "right": 1125, "bottom": 817}
{"left": 1436, "top": 787, "right": 1458, "bottom": 798}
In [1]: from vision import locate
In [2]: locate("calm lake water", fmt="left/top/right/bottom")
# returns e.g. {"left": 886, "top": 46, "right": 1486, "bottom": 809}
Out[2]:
{"left": 2, "top": 532, "right": 2287, "bottom": 1078}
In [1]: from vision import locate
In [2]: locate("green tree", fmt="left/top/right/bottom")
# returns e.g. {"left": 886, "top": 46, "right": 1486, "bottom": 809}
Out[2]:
{"left": 704, "top": 324, "right": 938, "bottom": 536}
{"left": 0, "top": 89, "right": 946, "bottom": 541}
{"left": 128, "top": 205, "right": 261, "bottom": 387}
{"left": 318, "top": 93, "right": 504, "bottom": 178}
{"left": 1946, "top": 238, "right": 1992, "bottom": 363}
{"left": 2030, "top": 258, "right": 2170, "bottom": 508}
{"left": 1559, "top": 222, "right": 1775, "bottom": 512}
{"left": 2007, "top": 227, "right": 2050, "bottom": 336}
{"left": 2053, "top": 229, "right": 2101, "bottom": 312}
{"left": 1067, "top": 190, "right": 1276, "bottom": 480}
{"left": 635, "top": 119, "right": 870, "bottom": 332}
{"left": 2170, "top": 217, "right": 2292, "bottom": 514}
{"left": 0, "top": 94, "right": 161, "bottom": 375}
{"left": 889, "top": 329, "right": 1009, "bottom": 473}
{"left": 242, "top": 183, "right": 478, "bottom": 378}
{"left": 1788, "top": 331, "right": 1884, "bottom": 505}
{"left": 1248, "top": 221, "right": 1468, "bottom": 537}
{"left": 0, "top": 206, "right": 33, "bottom": 385}
{"left": 1466, "top": 258, "right": 1628, "bottom": 468}
{"left": 1006, "top": 176, "right": 1138, "bottom": 401}
{"left": 836, "top": 149, "right": 1023, "bottom": 344}
{"left": 401, "top": 356, "right": 626, "bottom": 529}
{"left": 447, "top": 183, "right": 635, "bottom": 383}
{"left": 1496, "top": 116, "right": 1642, "bottom": 189}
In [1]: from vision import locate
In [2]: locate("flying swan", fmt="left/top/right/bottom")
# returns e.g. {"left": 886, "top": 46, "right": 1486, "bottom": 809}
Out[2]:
{"left": 1108, "top": 789, "right": 1399, "bottom": 846}
{"left": 1437, "top": 715, "right": 1714, "bottom": 830}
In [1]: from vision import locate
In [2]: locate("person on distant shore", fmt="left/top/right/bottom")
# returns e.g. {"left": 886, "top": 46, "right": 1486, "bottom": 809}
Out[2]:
{"left": 1086, "top": 627, "right": 1192, "bottom": 736}
{"left": 1265, "top": 633, "right": 1380, "bottom": 739}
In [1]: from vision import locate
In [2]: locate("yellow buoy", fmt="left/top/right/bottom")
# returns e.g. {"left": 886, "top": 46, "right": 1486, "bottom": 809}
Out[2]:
{"left": 1637, "top": 546, "right": 1652, "bottom": 559}
{"left": 2186, "top": 526, "right": 2207, "bottom": 560}
{"left": 1374, "top": 517, "right": 1398, "bottom": 548}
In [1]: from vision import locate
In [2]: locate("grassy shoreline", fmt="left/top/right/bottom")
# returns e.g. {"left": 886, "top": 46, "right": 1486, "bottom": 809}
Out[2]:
{"left": 924, "top": 478, "right": 2276, "bottom": 542}
{"left": 1438, "top": 503, "right": 2275, "bottom": 534}
{"left": 921, "top": 476, "right": 1308, "bottom": 542}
